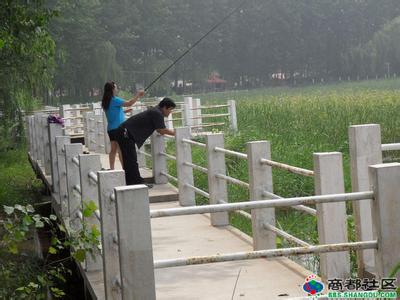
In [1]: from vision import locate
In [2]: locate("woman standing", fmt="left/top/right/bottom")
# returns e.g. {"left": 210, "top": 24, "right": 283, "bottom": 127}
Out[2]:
{"left": 101, "top": 81, "right": 144, "bottom": 169}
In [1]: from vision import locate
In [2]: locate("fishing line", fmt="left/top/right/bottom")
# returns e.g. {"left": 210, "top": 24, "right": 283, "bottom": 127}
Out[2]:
{"left": 144, "top": 0, "right": 248, "bottom": 92}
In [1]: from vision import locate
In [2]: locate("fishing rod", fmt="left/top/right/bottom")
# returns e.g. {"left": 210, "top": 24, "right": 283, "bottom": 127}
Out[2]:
{"left": 144, "top": 0, "right": 247, "bottom": 92}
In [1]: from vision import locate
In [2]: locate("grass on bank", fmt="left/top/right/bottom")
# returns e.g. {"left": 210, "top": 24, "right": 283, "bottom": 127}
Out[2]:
{"left": 0, "top": 145, "right": 43, "bottom": 207}
{"left": 164, "top": 78, "right": 400, "bottom": 274}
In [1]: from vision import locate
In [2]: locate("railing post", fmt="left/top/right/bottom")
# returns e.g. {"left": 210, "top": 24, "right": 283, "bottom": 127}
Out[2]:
{"left": 36, "top": 114, "right": 43, "bottom": 167}
{"left": 27, "top": 116, "right": 34, "bottom": 156}
{"left": 151, "top": 132, "right": 168, "bottom": 184}
{"left": 314, "top": 152, "right": 350, "bottom": 281}
{"left": 87, "top": 111, "right": 96, "bottom": 152}
{"left": 228, "top": 100, "right": 238, "bottom": 132}
{"left": 83, "top": 112, "right": 90, "bottom": 149}
{"left": 36, "top": 113, "right": 45, "bottom": 164}
{"left": 137, "top": 144, "right": 146, "bottom": 168}
{"left": 102, "top": 111, "right": 111, "bottom": 154}
{"left": 98, "top": 170, "right": 125, "bottom": 300}
{"left": 349, "top": 124, "right": 382, "bottom": 277}
{"left": 39, "top": 115, "right": 53, "bottom": 175}
{"left": 192, "top": 98, "right": 202, "bottom": 131}
{"left": 56, "top": 136, "right": 71, "bottom": 218}
{"left": 48, "top": 123, "right": 63, "bottom": 194}
{"left": 247, "top": 141, "right": 275, "bottom": 250}
{"left": 41, "top": 115, "right": 51, "bottom": 174}
{"left": 31, "top": 115, "right": 37, "bottom": 161}
{"left": 183, "top": 96, "right": 193, "bottom": 128}
{"left": 60, "top": 105, "right": 69, "bottom": 135}
{"left": 369, "top": 163, "right": 400, "bottom": 282}
{"left": 79, "top": 154, "right": 103, "bottom": 271}
{"left": 175, "top": 127, "right": 195, "bottom": 206}
{"left": 166, "top": 114, "right": 174, "bottom": 130}
{"left": 64, "top": 143, "right": 83, "bottom": 229}
{"left": 95, "top": 114, "right": 105, "bottom": 154}
{"left": 115, "top": 185, "right": 156, "bottom": 300}
{"left": 206, "top": 133, "right": 229, "bottom": 226}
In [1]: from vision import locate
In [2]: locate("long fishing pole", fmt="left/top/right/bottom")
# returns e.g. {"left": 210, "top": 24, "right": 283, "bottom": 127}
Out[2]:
{"left": 144, "top": 0, "right": 247, "bottom": 92}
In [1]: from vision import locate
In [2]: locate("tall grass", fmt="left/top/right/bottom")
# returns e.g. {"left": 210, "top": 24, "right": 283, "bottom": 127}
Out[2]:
{"left": 166, "top": 78, "right": 400, "bottom": 274}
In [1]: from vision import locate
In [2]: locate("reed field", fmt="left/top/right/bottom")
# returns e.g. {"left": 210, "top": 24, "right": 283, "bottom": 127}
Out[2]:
{"left": 163, "top": 78, "right": 400, "bottom": 273}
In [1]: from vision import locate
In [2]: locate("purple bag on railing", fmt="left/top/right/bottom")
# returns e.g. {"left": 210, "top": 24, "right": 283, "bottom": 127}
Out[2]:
{"left": 47, "top": 114, "right": 64, "bottom": 126}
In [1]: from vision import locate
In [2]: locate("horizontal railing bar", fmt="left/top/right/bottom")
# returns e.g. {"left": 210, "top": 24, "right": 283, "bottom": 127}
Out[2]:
{"left": 262, "top": 190, "right": 317, "bottom": 216}
{"left": 73, "top": 184, "right": 81, "bottom": 195}
{"left": 218, "top": 199, "right": 253, "bottom": 220}
{"left": 150, "top": 191, "right": 374, "bottom": 218}
{"left": 153, "top": 241, "right": 377, "bottom": 269}
{"left": 190, "top": 113, "right": 230, "bottom": 120}
{"left": 171, "top": 118, "right": 184, "bottom": 121}
{"left": 264, "top": 223, "right": 311, "bottom": 247}
{"left": 181, "top": 138, "right": 206, "bottom": 148}
{"left": 260, "top": 158, "right": 314, "bottom": 177}
{"left": 214, "top": 147, "right": 248, "bottom": 160}
{"left": 216, "top": 174, "right": 249, "bottom": 188}
{"left": 163, "top": 134, "right": 175, "bottom": 139}
{"left": 160, "top": 152, "right": 177, "bottom": 161}
{"left": 138, "top": 150, "right": 152, "bottom": 158}
{"left": 215, "top": 201, "right": 311, "bottom": 247}
{"left": 381, "top": 143, "right": 400, "bottom": 151}
{"left": 190, "top": 104, "right": 230, "bottom": 110}
{"left": 171, "top": 110, "right": 184, "bottom": 114}
{"left": 63, "top": 107, "right": 90, "bottom": 112}
{"left": 88, "top": 171, "right": 98, "bottom": 184}
{"left": 190, "top": 123, "right": 225, "bottom": 129}
{"left": 160, "top": 171, "right": 178, "bottom": 182}
{"left": 72, "top": 157, "right": 80, "bottom": 167}
{"left": 185, "top": 183, "right": 209, "bottom": 198}
{"left": 63, "top": 116, "right": 84, "bottom": 120}
{"left": 183, "top": 162, "right": 208, "bottom": 174}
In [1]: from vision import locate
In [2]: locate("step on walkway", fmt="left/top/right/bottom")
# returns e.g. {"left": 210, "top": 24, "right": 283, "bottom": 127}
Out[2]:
{"left": 86, "top": 201, "right": 315, "bottom": 300}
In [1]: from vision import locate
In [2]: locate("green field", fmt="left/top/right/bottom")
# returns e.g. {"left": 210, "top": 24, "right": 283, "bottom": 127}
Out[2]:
{"left": 163, "top": 78, "right": 400, "bottom": 274}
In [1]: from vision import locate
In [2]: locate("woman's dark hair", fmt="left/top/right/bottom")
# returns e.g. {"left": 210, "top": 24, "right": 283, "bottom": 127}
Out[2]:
{"left": 158, "top": 97, "right": 176, "bottom": 109}
{"left": 101, "top": 81, "right": 115, "bottom": 110}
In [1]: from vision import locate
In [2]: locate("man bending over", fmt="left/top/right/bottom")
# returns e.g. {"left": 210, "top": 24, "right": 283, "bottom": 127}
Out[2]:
{"left": 115, "top": 97, "right": 176, "bottom": 185}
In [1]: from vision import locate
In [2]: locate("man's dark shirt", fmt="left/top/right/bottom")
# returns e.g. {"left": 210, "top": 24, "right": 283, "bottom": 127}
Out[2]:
{"left": 121, "top": 107, "right": 166, "bottom": 148}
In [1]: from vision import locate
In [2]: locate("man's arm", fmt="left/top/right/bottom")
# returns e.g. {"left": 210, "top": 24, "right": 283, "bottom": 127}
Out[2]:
{"left": 156, "top": 128, "right": 175, "bottom": 136}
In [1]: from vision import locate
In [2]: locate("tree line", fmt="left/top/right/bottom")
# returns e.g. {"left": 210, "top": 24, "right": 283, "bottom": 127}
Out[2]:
{"left": 2, "top": 0, "right": 400, "bottom": 114}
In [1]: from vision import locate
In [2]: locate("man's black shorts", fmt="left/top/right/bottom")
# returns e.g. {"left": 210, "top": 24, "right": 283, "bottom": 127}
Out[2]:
{"left": 107, "top": 128, "right": 119, "bottom": 141}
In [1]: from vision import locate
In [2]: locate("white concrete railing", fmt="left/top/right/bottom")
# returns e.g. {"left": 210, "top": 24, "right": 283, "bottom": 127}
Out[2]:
{"left": 123, "top": 97, "right": 237, "bottom": 134}
{"left": 153, "top": 97, "right": 238, "bottom": 133}
{"left": 26, "top": 111, "right": 344, "bottom": 283}
{"left": 348, "top": 123, "right": 400, "bottom": 278}
{"left": 148, "top": 128, "right": 357, "bottom": 282}
{"left": 130, "top": 163, "right": 398, "bottom": 298}
{"left": 60, "top": 104, "right": 91, "bottom": 137}
{"left": 26, "top": 113, "right": 400, "bottom": 299}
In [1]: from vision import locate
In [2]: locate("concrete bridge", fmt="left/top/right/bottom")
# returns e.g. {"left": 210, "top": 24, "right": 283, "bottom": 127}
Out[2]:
{"left": 25, "top": 105, "right": 400, "bottom": 300}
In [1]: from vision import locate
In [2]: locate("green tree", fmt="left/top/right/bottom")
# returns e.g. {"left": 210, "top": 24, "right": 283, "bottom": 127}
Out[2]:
{"left": 0, "top": 0, "right": 56, "bottom": 143}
